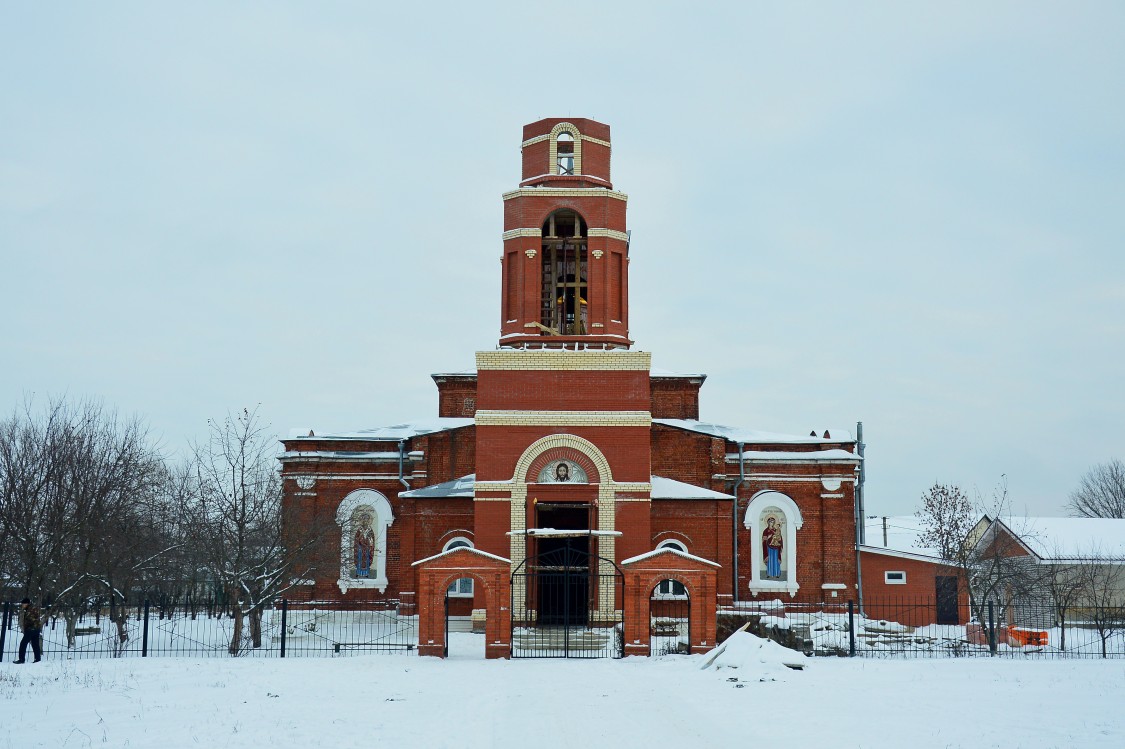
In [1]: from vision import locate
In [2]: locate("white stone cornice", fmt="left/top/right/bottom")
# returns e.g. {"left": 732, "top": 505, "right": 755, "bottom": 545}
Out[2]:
{"left": 475, "top": 350, "right": 650, "bottom": 371}
{"left": 502, "top": 188, "right": 628, "bottom": 202}
{"left": 475, "top": 410, "right": 651, "bottom": 427}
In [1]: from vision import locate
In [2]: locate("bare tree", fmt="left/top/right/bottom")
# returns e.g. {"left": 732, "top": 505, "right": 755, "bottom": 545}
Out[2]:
{"left": 1077, "top": 558, "right": 1125, "bottom": 658}
{"left": 1043, "top": 560, "right": 1094, "bottom": 652}
{"left": 1067, "top": 459, "right": 1125, "bottom": 519}
{"left": 0, "top": 397, "right": 165, "bottom": 651}
{"left": 187, "top": 407, "right": 321, "bottom": 655}
{"left": 959, "top": 478, "right": 1051, "bottom": 627}
{"left": 915, "top": 483, "right": 975, "bottom": 561}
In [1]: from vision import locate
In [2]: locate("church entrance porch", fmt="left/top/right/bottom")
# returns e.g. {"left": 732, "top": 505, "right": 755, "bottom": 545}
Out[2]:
{"left": 511, "top": 545, "right": 624, "bottom": 658}
{"left": 532, "top": 503, "right": 591, "bottom": 627}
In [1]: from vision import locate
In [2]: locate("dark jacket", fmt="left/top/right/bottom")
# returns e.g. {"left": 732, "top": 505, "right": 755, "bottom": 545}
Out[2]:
{"left": 18, "top": 604, "right": 42, "bottom": 632}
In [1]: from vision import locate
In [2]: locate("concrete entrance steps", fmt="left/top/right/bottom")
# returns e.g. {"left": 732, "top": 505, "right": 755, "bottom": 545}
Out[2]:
{"left": 512, "top": 626, "right": 614, "bottom": 654}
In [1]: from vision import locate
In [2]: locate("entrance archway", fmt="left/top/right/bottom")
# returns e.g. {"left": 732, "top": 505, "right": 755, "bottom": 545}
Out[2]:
{"left": 414, "top": 547, "right": 511, "bottom": 659}
{"left": 621, "top": 548, "right": 719, "bottom": 656}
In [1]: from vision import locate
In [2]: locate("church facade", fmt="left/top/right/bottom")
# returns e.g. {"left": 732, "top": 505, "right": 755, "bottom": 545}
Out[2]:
{"left": 280, "top": 118, "right": 862, "bottom": 657}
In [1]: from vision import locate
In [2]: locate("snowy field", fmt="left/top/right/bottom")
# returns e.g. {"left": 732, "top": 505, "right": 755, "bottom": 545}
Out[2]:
{"left": 2, "top": 632, "right": 1122, "bottom": 749}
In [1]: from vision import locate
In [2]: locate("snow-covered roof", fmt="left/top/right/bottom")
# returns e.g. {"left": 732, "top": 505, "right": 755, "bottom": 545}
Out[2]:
{"left": 724, "top": 450, "right": 861, "bottom": 463}
{"left": 507, "top": 529, "right": 622, "bottom": 537}
{"left": 279, "top": 451, "right": 402, "bottom": 462}
{"left": 995, "top": 517, "right": 1125, "bottom": 561}
{"left": 399, "top": 474, "right": 732, "bottom": 501}
{"left": 426, "top": 366, "right": 707, "bottom": 378}
{"left": 655, "top": 419, "right": 854, "bottom": 445}
{"left": 399, "top": 475, "right": 475, "bottom": 499}
{"left": 651, "top": 475, "right": 734, "bottom": 500}
{"left": 650, "top": 367, "right": 706, "bottom": 379}
{"left": 411, "top": 546, "right": 511, "bottom": 567}
{"left": 859, "top": 545, "right": 960, "bottom": 566}
{"left": 620, "top": 547, "right": 721, "bottom": 568}
{"left": 290, "top": 418, "right": 474, "bottom": 441}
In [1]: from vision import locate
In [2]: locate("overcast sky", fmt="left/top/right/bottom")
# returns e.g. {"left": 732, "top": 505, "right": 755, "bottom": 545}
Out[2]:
{"left": 3, "top": 2, "right": 1123, "bottom": 517}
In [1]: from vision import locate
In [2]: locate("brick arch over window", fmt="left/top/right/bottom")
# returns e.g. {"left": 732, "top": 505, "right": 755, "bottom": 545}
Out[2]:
{"left": 512, "top": 434, "right": 612, "bottom": 484}
{"left": 549, "top": 121, "right": 583, "bottom": 175}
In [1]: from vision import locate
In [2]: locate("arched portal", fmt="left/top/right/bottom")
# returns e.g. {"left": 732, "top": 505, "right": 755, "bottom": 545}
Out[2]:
{"left": 414, "top": 547, "right": 511, "bottom": 659}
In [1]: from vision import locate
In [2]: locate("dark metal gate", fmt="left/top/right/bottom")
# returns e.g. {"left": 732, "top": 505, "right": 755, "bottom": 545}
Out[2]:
{"left": 510, "top": 546, "right": 624, "bottom": 658}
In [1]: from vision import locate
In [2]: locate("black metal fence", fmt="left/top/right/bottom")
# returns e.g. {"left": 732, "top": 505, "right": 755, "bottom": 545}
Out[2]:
{"left": 719, "top": 596, "right": 1125, "bottom": 659}
{"left": 0, "top": 598, "right": 418, "bottom": 661}
{"left": 8, "top": 593, "right": 1123, "bottom": 662}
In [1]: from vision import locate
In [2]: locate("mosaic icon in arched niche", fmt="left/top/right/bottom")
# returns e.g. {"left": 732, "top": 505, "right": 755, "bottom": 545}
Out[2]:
{"left": 351, "top": 506, "right": 376, "bottom": 578}
{"left": 537, "top": 460, "right": 588, "bottom": 483}
{"left": 760, "top": 510, "right": 786, "bottom": 581}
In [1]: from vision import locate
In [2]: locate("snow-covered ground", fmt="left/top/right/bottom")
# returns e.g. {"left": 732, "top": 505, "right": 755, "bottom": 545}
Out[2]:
{"left": 2, "top": 632, "right": 1122, "bottom": 748}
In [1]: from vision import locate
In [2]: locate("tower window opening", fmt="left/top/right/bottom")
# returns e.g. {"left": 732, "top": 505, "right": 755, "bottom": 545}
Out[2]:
{"left": 556, "top": 131, "right": 575, "bottom": 175}
{"left": 540, "top": 209, "right": 588, "bottom": 336}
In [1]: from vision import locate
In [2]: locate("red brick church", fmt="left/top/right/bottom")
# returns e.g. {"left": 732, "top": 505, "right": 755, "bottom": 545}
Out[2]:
{"left": 280, "top": 118, "right": 862, "bottom": 658}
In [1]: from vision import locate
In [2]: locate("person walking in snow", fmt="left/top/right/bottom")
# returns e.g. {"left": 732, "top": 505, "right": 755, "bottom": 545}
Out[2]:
{"left": 13, "top": 598, "right": 43, "bottom": 664}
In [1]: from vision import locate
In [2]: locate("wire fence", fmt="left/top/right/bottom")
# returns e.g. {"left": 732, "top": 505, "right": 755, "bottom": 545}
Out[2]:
{"left": 0, "top": 598, "right": 418, "bottom": 661}
{"left": 719, "top": 596, "right": 1125, "bottom": 659}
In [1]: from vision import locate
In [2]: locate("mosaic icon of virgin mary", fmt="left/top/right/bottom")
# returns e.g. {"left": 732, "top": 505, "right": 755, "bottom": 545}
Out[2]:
{"left": 762, "top": 515, "right": 784, "bottom": 580}
{"left": 353, "top": 509, "right": 376, "bottom": 578}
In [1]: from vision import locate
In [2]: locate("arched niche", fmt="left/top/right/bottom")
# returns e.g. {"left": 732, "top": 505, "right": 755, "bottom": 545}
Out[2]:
{"left": 743, "top": 490, "right": 803, "bottom": 598}
{"left": 336, "top": 488, "right": 395, "bottom": 594}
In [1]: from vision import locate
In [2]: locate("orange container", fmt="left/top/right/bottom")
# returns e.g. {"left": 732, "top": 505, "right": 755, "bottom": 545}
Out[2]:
{"left": 1008, "top": 627, "right": 1048, "bottom": 647}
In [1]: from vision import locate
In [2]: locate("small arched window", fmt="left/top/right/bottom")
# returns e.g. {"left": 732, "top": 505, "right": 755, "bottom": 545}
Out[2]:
{"left": 556, "top": 131, "right": 575, "bottom": 175}
{"left": 443, "top": 537, "right": 474, "bottom": 597}
{"left": 655, "top": 540, "right": 688, "bottom": 597}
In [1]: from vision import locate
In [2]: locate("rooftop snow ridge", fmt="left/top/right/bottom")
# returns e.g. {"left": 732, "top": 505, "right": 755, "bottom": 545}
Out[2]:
{"left": 656, "top": 419, "right": 854, "bottom": 445}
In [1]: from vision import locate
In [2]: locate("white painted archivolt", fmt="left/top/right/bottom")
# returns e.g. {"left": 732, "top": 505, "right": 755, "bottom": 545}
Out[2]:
{"left": 744, "top": 490, "right": 803, "bottom": 598}
{"left": 336, "top": 489, "right": 395, "bottom": 594}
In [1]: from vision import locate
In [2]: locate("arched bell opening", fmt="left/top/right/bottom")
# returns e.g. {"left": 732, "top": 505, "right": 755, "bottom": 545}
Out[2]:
{"left": 540, "top": 209, "right": 588, "bottom": 336}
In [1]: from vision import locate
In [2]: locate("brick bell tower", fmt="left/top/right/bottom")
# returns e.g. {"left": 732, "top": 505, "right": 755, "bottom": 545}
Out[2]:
{"left": 499, "top": 118, "right": 631, "bottom": 349}
{"left": 473, "top": 117, "right": 652, "bottom": 575}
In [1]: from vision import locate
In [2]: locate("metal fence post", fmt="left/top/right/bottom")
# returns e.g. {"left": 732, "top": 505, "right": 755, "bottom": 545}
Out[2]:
{"left": 848, "top": 600, "right": 856, "bottom": 657}
{"left": 142, "top": 600, "right": 150, "bottom": 657}
{"left": 0, "top": 602, "right": 10, "bottom": 662}
{"left": 280, "top": 599, "right": 288, "bottom": 658}
{"left": 987, "top": 599, "right": 996, "bottom": 656}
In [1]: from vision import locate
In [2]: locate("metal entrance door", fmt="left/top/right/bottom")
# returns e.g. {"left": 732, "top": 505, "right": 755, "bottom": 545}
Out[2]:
{"left": 510, "top": 546, "right": 624, "bottom": 658}
{"left": 935, "top": 576, "right": 959, "bottom": 625}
